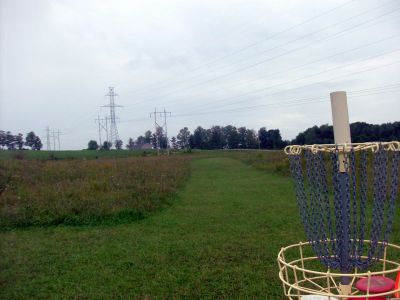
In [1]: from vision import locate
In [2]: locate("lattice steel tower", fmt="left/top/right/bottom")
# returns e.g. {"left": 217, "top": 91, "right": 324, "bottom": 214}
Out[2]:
{"left": 102, "top": 87, "right": 122, "bottom": 145}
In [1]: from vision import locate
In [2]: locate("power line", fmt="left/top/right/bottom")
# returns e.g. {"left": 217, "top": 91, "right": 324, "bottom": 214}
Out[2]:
{"left": 131, "top": 1, "right": 399, "bottom": 104}
{"left": 139, "top": 0, "right": 393, "bottom": 99}
{"left": 188, "top": 48, "right": 400, "bottom": 113}
{"left": 178, "top": 33, "right": 400, "bottom": 113}
{"left": 171, "top": 85, "right": 400, "bottom": 119}
{"left": 128, "top": 0, "right": 357, "bottom": 97}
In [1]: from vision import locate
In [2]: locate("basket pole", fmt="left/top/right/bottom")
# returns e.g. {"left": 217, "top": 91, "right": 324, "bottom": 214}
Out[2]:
{"left": 330, "top": 91, "right": 352, "bottom": 296}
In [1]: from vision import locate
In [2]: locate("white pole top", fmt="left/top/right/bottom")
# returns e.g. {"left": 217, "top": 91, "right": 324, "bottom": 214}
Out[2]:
{"left": 330, "top": 91, "right": 351, "bottom": 145}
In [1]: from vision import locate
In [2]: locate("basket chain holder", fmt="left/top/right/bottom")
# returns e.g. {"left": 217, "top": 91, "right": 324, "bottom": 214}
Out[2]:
{"left": 280, "top": 91, "right": 400, "bottom": 299}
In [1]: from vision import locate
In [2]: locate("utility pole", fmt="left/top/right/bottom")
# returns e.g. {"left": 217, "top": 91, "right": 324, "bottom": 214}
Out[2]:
{"left": 163, "top": 107, "right": 171, "bottom": 154}
{"left": 150, "top": 108, "right": 160, "bottom": 155}
{"left": 105, "top": 116, "right": 109, "bottom": 144}
{"left": 56, "top": 130, "right": 61, "bottom": 151}
{"left": 150, "top": 108, "right": 171, "bottom": 155}
{"left": 102, "top": 87, "right": 122, "bottom": 147}
{"left": 52, "top": 130, "right": 56, "bottom": 151}
{"left": 95, "top": 116, "right": 111, "bottom": 148}
{"left": 46, "top": 126, "right": 51, "bottom": 151}
{"left": 95, "top": 115, "right": 103, "bottom": 146}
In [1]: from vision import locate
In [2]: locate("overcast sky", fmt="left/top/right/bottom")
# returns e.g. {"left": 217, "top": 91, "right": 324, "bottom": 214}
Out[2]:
{"left": 1, "top": 0, "right": 399, "bottom": 149}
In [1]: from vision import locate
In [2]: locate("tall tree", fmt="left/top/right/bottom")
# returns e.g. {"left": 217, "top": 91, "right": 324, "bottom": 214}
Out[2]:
{"left": 144, "top": 130, "right": 152, "bottom": 144}
{"left": 154, "top": 126, "right": 167, "bottom": 149}
{"left": 88, "top": 140, "right": 99, "bottom": 150}
{"left": 170, "top": 136, "right": 178, "bottom": 149}
{"left": 101, "top": 141, "right": 111, "bottom": 150}
{"left": 238, "top": 127, "right": 247, "bottom": 148}
{"left": 115, "top": 139, "right": 123, "bottom": 150}
{"left": 15, "top": 133, "right": 24, "bottom": 150}
{"left": 224, "top": 125, "right": 240, "bottom": 149}
{"left": 258, "top": 127, "right": 268, "bottom": 149}
{"left": 126, "top": 138, "right": 135, "bottom": 150}
{"left": 267, "top": 129, "right": 282, "bottom": 149}
{"left": 193, "top": 126, "right": 208, "bottom": 149}
{"left": 177, "top": 127, "right": 191, "bottom": 149}
{"left": 5, "top": 131, "right": 15, "bottom": 150}
{"left": 209, "top": 126, "right": 225, "bottom": 149}
{"left": 245, "top": 129, "right": 259, "bottom": 149}
{"left": 136, "top": 136, "right": 147, "bottom": 147}
{"left": 151, "top": 133, "right": 158, "bottom": 149}
{"left": 0, "top": 131, "right": 6, "bottom": 149}
{"left": 25, "top": 131, "right": 42, "bottom": 150}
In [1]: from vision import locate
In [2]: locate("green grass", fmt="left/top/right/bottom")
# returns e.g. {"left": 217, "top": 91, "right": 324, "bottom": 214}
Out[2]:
{"left": 0, "top": 156, "right": 302, "bottom": 299}
{"left": 1, "top": 154, "right": 399, "bottom": 299}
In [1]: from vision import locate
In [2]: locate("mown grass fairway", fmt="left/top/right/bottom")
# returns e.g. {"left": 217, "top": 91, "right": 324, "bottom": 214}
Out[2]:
{"left": 0, "top": 157, "right": 302, "bottom": 299}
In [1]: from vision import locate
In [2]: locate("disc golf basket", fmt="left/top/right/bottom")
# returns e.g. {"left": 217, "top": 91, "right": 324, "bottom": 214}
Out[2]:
{"left": 277, "top": 91, "right": 400, "bottom": 299}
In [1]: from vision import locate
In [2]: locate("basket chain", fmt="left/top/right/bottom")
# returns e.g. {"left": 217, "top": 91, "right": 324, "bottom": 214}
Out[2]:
{"left": 288, "top": 145, "right": 400, "bottom": 271}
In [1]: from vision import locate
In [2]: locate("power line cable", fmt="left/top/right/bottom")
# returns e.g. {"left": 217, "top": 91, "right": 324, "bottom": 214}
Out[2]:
{"left": 131, "top": 1, "right": 398, "bottom": 104}
{"left": 170, "top": 87, "right": 400, "bottom": 119}
{"left": 138, "top": 0, "right": 394, "bottom": 98}
{"left": 172, "top": 33, "right": 400, "bottom": 112}
{"left": 186, "top": 47, "right": 400, "bottom": 112}
{"left": 128, "top": 0, "right": 357, "bottom": 96}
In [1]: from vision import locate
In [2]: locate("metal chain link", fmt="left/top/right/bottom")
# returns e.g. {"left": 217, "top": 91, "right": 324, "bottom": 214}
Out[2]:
{"left": 287, "top": 144, "right": 399, "bottom": 272}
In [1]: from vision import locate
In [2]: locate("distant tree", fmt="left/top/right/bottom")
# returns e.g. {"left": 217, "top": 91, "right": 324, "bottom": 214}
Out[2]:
{"left": 5, "top": 131, "right": 15, "bottom": 150}
{"left": 258, "top": 127, "right": 269, "bottom": 149}
{"left": 245, "top": 129, "right": 259, "bottom": 149}
{"left": 25, "top": 132, "right": 36, "bottom": 149}
{"left": 171, "top": 136, "right": 178, "bottom": 150}
{"left": 238, "top": 127, "right": 247, "bottom": 148}
{"left": 144, "top": 130, "right": 152, "bottom": 144}
{"left": 87, "top": 140, "right": 99, "bottom": 150}
{"left": 135, "top": 136, "right": 147, "bottom": 148}
{"left": 154, "top": 126, "right": 167, "bottom": 149}
{"left": 151, "top": 133, "right": 158, "bottom": 149}
{"left": 189, "top": 134, "right": 195, "bottom": 149}
{"left": 177, "top": 127, "right": 191, "bottom": 149}
{"left": 15, "top": 133, "right": 24, "bottom": 150}
{"left": 33, "top": 136, "right": 43, "bottom": 150}
{"left": 101, "top": 141, "right": 112, "bottom": 150}
{"left": 224, "top": 125, "right": 240, "bottom": 149}
{"left": 0, "top": 130, "right": 6, "bottom": 149}
{"left": 193, "top": 126, "right": 208, "bottom": 149}
{"left": 115, "top": 139, "right": 123, "bottom": 150}
{"left": 25, "top": 131, "right": 42, "bottom": 150}
{"left": 267, "top": 129, "right": 283, "bottom": 149}
{"left": 292, "top": 122, "right": 400, "bottom": 145}
{"left": 209, "top": 126, "right": 225, "bottom": 149}
{"left": 126, "top": 138, "right": 135, "bottom": 150}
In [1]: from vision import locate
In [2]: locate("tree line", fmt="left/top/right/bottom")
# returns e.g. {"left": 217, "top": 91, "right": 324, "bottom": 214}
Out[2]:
{"left": 89, "top": 125, "right": 286, "bottom": 150}
{"left": 0, "top": 130, "right": 42, "bottom": 150}
{"left": 292, "top": 122, "right": 400, "bottom": 145}
{"left": 2, "top": 121, "right": 398, "bottom": 151}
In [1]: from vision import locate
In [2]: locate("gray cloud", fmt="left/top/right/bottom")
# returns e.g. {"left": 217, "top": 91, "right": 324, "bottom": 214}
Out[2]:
{"left": 1, "top": 0, "right": 399, "bottom": 149}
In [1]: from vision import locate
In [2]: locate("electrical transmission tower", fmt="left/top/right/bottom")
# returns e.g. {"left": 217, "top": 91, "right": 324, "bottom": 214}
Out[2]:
{"left": 45, "top": 127, "right": 61, "bottom": 151}
{"left": 46, "top": 126, "right": 51, "bottom": 150}
{"left": 150, "top": 108, "right": 171, "bottom": 154}
{"left": 102, "top": 87, "right": 122, "bottom": 147}
{"left": 55, "top": 130, "right": 62, "bottom": 151}
{"left": 95, "top": 115, "right": 110, "bottom": 146}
